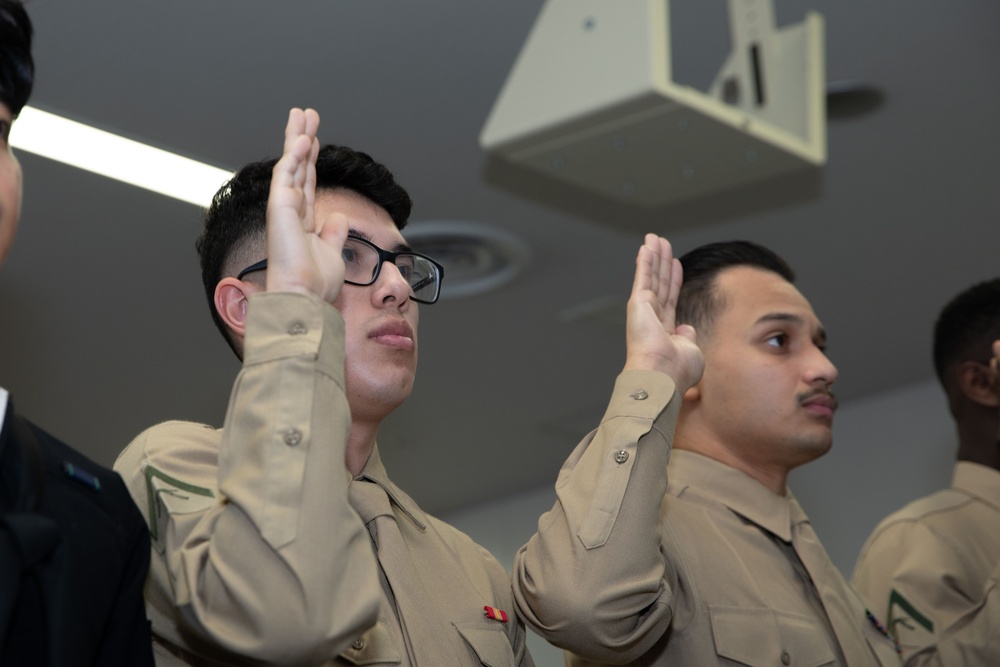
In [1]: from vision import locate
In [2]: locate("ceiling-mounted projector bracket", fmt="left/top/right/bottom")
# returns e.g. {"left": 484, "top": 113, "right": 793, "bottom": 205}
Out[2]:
{"left": 480, "top": 0, "right": 825, "bottom": 207}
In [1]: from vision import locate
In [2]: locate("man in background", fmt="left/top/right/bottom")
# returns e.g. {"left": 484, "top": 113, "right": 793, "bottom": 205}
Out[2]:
{"left": 854, "top": 279, "right": 1000, "bottom": 659}
{"left": 0, "top": 1, "right": 153, "bottom": 664}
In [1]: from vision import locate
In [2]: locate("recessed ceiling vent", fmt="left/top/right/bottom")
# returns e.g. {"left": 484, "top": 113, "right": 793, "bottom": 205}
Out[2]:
{"left": 404, "top": 221, "right": 530, "bottom": 299}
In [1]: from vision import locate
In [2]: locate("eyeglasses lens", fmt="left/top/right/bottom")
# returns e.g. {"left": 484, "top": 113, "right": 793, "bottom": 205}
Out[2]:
{"left": 343, "top": 238, "right": 440, "bottom": 303}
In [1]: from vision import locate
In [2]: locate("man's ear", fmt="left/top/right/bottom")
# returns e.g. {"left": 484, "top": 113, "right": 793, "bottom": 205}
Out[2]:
{"left": 956, "top": 360, "right": 1000, "bottom": 408}
{"left": 214, "top": 277, "right": 261, "bottom": 342}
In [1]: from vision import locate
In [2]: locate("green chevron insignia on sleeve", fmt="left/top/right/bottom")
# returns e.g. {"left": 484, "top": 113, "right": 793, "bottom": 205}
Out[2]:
{"left": 887, "top": 588, "right": 934, "bottom": 638}
{"left": 143, "top": 464, "right": 216, "bottom": 549}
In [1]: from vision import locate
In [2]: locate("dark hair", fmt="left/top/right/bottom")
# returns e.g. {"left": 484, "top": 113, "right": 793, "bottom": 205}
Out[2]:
{"left": 0, "top": 0, "right": 34, "bottom": 117}
{"left": 196, "top": 144, "right": 412, "bottom": 356}
{"left": 677, "top": 240, "right": 796, "bottom": 338}
{"left": 932, "top": 278, "right": 1000, "bottom": 388}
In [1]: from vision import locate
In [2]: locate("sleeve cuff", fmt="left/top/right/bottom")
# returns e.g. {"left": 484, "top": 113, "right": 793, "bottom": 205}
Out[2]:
{"left": 601, "top": 369, "right": 678, "bottom": 424}
{"left": 243, "top": 292, "right": 345, "bottom": 386}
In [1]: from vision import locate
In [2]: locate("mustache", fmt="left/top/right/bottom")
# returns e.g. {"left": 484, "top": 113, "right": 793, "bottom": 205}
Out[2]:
{"left": 797, "top": 387, "right": 838, "bottom": 410}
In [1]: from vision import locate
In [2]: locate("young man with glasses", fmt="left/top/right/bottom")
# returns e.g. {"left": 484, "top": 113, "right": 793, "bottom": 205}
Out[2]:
{"left": 114, "top": 109, "right": 535, "bottom": 665}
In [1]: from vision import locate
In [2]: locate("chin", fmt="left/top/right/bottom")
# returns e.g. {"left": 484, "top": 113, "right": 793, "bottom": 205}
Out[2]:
{"left": 345, "top": 367, "right": 415, "bottom": 412}
{"left": 797, "top": 438, "right": 833, "bottom": 464}
{"left": 376, "top": 378, "right": 415, "bottom": 406}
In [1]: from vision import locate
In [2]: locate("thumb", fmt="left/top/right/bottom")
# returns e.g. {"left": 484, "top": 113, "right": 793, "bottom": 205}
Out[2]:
{"left": 675, "top": 323, "right": 698, "bottom": 345}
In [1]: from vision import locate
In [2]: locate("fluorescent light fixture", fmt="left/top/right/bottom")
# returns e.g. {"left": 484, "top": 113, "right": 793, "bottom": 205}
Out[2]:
{"left": 10, "top": 106, "right": 232, "bottom": 207}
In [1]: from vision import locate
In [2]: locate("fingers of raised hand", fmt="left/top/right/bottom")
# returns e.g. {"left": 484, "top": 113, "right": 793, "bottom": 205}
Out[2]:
{"left": 278, "top": 108, "right": 319, "bottom": 185}
{"left": 632, "top": 234, "right": 679, "bottom": 325}
{"left": 662, "top": 257, "right": 682, "bottom": 330}
{"left": 654, "top": 236, "right": 673, "bottom": 308}
{"left": 283, "top": 108, "right": 319, "bottom": 151}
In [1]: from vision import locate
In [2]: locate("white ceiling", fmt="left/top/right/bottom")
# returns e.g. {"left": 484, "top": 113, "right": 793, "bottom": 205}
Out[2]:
{"left": 2, "top": 0, "right": 999, "bottom": 514}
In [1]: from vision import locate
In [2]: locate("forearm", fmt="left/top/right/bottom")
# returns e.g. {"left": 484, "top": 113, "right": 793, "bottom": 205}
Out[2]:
{"left": 513, "top": 370, "right": 680, "bottom": 664}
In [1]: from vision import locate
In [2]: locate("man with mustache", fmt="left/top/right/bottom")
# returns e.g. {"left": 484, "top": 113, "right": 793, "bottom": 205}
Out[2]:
{"left": 515, "top": 240, "right": 1000, "bottom": 665}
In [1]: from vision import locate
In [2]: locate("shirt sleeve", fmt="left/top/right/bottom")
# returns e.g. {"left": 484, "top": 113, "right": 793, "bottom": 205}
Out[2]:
{"left": 904, "top": 559, "right": 1000, "bottom": 666}
{"left": 115, "top": 292, "right": 380, "bottom": 666}
{"left": 512, "top": 370, "right": 681, "bottom": 664}
{"left": 854, "top": 506, "right": 1000, "bottom": 666}
{"left": 853, "top": 519, "right": 969, "bottom": 657}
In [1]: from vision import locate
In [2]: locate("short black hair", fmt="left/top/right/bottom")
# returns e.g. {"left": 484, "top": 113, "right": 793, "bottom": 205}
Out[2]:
{"left": 677, "top": 240, "right": 796, "bottom": 338}
{"left": 196, "top": 144, "right": 412, "bottom": 356}
{"left": 932, "top": 278, "right": 1000, "bottom": 389}
{"left": 0, "top": 0, "right": 34, "bottom": 117}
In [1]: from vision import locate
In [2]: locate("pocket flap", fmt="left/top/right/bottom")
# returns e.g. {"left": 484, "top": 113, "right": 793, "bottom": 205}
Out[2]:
{"left": 454, "top": 623, "right": 516, "bottom": 667}
{"left": 710, "top": 606, "right": 836, "bottom": 667}
{"left": 339, "top": 621, "right": 401, "bottom": 666}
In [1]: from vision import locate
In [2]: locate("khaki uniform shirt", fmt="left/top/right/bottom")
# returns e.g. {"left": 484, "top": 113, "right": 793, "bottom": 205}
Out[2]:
{"left": 513, "top": 371, "right": 902, "bottom": 666}
{"left": 853, "top": 461, "right": 1000, "bottom": 659}
{"left": 115, "top": 292, "right": 531, "bottom": 666}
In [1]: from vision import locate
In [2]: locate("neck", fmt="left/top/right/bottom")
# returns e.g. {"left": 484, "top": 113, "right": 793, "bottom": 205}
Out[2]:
{"left": 346, "top": 418, "right": 380, "bottom": 477}
{"left": 956, "top": 412, "right": 1000, "bottom": 471}
{"left": 674, "top": 422, "right": 789, "bottom": 495}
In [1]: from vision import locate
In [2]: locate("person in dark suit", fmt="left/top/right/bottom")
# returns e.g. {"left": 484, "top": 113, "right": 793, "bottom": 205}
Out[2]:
{"left": 0, "top": 1, "right": 154, "bottom": 664}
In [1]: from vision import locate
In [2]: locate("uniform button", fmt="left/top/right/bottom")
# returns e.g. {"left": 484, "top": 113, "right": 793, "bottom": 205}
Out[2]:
{"left": 283, "top": 428, "right": 302, "bottom": 447}
{"left": 614, "top": 450, "right": 629, "bottom": 464}
{"left": 629, "top": 389, "right": 648, "bottom": 400}
{"left": 351, "top": 638, "right": 365, "bottom": 651}
{"left": 288, "top": 321, "right": 307, "bottom": 335}
{"left": 781, "top": 650, "right": 791, "bottom": 665}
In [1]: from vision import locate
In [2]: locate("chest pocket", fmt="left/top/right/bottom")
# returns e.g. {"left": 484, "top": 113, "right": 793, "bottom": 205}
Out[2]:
{"left": 710, "top": 606, "right": 837, "bottom": 667}
{"left": 338, "top": 621, "right": 401, "bottom": 665}
{"left": 455, "top": 623, "right": 517, "bottom": 667}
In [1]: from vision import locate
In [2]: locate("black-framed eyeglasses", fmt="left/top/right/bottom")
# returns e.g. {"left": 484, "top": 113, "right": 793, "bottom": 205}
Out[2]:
{"left": 237, "top": 235, "right": 445, "bottom": 304}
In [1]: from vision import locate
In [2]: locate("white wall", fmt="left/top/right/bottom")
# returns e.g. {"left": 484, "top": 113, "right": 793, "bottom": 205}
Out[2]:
{"left": 441, "top": 379, "right": 957, "bottom": 667}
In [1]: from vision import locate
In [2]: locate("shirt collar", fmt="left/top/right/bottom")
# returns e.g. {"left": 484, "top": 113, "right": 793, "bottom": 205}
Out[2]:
{"left": 669, "top": 449, "right": 797, "bottom": 542}
{"left": 357, "top": 444, "right": 427, "bottom": 530}
{"left": 952, "top": 460, "right": 1000, "bottom": 512}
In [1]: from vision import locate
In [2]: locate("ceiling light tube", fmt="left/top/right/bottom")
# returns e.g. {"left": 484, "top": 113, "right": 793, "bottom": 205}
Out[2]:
{"left": 11, "top": 106, "right": 232, "bottom": 207}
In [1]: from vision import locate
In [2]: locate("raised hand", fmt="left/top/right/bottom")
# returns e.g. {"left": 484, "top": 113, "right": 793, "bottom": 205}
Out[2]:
{"left": 623, "top": 234, "right": 704, "bottom": 394}
{"left": 265, "top": 108, "right": 349, "bottom": 304}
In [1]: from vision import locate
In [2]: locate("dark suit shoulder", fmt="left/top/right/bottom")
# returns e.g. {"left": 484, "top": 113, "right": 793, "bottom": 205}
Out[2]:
{"left": 27, "top": 420, "right": 145, "bottom": 533}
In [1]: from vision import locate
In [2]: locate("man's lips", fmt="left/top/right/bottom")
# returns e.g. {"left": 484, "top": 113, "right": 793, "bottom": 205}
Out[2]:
{"left": 800, "top": 391, "right": 837, "bottom": 418}
{"left": 369, "top": 320, "right": 415, "bottom": 350}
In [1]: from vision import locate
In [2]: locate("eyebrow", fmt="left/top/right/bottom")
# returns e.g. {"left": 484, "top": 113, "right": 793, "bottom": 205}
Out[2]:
{"left": 348, "top": 227, "right": 411, "bottom": 253}
{"left": 755, "top": 312, "right": 827, "bottom": 345}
